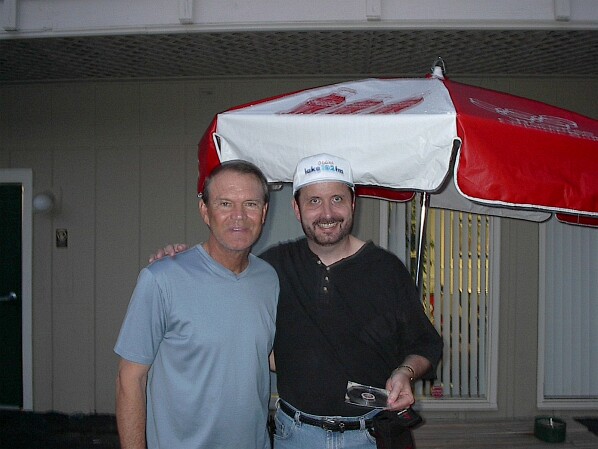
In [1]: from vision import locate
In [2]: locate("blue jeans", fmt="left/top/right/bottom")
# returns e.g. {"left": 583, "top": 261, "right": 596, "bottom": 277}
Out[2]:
{"left": 273, "top": 400, "right": 379, "bottom": 449}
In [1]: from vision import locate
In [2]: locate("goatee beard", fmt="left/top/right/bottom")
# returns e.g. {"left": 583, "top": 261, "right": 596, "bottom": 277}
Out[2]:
{"left": 301, "top": 218, "right": 353, "bottom": 247}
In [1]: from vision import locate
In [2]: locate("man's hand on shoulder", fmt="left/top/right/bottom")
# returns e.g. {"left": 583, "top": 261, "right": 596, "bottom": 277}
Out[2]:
{"left": 149, "top": 243, "right": 189, "bottom": 263}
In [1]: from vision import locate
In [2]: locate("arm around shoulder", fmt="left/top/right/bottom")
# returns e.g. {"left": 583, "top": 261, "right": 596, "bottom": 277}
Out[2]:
{"left": 116, "top": 358, "right": 151, "bottom": 449}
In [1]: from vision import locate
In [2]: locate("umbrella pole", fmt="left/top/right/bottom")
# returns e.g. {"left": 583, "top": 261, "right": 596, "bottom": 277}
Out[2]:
{"left": 415, "top": 192, "right": 431, "bottom": 296}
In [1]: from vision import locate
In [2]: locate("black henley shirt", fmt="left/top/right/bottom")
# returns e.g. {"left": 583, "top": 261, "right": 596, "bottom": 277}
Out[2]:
{"left": 260, "top": 238, "right": 443, "bottom": 416}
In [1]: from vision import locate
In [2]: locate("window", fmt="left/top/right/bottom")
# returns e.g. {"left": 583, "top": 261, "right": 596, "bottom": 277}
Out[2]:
{"left": 382, "top": 198, "right": 499, "bottom": 409}
{"left": 538, "top": 218, "right": 598, "bottom": 409}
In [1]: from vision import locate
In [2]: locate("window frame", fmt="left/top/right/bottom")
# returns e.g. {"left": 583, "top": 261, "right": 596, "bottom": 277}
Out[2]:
{"left": 380, "top": 199, "right": 500, "bottom": 411}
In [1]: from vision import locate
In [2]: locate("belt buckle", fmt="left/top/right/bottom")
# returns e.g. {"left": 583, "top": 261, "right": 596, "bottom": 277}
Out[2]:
{"left": 322, "top": 418, "right": 345, "bottom": 432}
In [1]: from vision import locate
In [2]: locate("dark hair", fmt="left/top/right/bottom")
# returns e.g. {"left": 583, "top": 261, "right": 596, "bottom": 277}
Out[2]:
{"left": 201, "top": 160, "right": 269, "bottom": 205}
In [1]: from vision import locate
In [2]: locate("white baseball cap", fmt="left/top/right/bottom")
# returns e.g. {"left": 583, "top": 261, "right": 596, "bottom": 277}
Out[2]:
{"left": 292, "top": 153, "right": 355, "bottom": 195}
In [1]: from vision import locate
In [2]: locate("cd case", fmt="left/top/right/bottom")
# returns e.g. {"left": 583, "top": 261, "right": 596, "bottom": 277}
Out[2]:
{"left": 345, "top": 381, "right": 389, "bottom": 409}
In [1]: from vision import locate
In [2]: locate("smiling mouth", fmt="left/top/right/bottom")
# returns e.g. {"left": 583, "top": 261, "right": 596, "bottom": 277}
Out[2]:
{"left": 316, "top": 221, "right": 340, "bottom": 229}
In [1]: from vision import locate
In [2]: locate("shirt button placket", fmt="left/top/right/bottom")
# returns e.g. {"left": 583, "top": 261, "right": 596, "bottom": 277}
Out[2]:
{"left": 323, "top": 267, "right": 330, "bottom": 294}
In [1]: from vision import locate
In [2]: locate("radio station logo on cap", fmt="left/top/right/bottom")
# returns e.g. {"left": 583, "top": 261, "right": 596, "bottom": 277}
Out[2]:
{"left": 304, "top": 161, "right": 345, "bottom": 177}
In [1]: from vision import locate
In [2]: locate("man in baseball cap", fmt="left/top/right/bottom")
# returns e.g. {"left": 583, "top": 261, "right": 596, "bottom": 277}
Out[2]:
{"left": 263, "top": 152, "right": 441, "bottom": 449}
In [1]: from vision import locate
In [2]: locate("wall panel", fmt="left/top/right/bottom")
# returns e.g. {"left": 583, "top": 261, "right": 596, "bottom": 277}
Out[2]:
{"left": 50, "top": 85, "right": 95, "bottom": 145}
{"left": 140, "top": 83, "right": 186, "bottom": 145}
{"left": 139, "top": 145, "right": 187, "bottom": 268}
{"left": 95, "top": 83, "right": 141, "bottom": 145}
{"left": 1, "top": 85, "right": 53, "bottom": 148}
{"left": 95, "top": 147, "right": 141, "bottom": 413}
{"left": 52, "top": 147, "right": 96, "bottom": 412}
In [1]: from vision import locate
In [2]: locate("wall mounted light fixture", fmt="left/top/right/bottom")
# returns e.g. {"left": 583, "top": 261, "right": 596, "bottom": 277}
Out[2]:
{"left": 33, "top": 189, "right": 61, "bottom": 214}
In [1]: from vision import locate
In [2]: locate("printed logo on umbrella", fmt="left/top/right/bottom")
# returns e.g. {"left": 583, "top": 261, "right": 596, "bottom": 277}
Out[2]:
{"left": 469, "top": 98, "right": 598, "bottom": 141}
{"left": 281, "top": 90, "right": 424, "bottom": 115}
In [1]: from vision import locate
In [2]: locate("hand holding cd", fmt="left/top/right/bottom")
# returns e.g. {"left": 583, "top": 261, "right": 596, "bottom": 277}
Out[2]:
{"left": 345, "top": 381, "right": 389, "bottom": 408}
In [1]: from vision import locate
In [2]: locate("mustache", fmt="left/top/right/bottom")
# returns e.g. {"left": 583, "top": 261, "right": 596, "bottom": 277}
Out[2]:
{"left": 313, "top": 217, "right": 344, "bottom": 225}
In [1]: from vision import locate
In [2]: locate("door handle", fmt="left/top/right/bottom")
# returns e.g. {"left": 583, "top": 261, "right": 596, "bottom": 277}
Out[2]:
{"left": 0, "top": 292, "right": 17, "bottom": 302}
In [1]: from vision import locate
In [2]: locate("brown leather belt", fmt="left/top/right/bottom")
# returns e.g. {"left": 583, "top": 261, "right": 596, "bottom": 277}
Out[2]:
{"left": 279, "top": 401, "right": 374, "bottom": 433}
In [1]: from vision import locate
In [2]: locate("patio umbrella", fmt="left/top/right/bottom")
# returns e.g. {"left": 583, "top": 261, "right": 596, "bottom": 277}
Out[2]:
{"left": 197, "top": 63, "right": 598, "bottom": 287}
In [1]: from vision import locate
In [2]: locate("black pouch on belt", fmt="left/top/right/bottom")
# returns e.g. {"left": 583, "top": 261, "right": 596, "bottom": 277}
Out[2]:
{"left": 372, "top": 408, "right": 422, "bottom": 449}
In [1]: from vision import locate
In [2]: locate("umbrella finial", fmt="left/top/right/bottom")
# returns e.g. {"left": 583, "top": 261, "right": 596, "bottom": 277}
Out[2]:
{"left": 431, "top": 57, "right": 446, "bottom": 79}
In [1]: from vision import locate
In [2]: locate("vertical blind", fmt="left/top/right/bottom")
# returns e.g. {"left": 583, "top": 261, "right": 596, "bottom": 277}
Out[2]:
{"left": 541, "top": 219, "right": 598, "bottom": 398}
{"left": 388, "top": 200, "right": 494, "bottom": 400}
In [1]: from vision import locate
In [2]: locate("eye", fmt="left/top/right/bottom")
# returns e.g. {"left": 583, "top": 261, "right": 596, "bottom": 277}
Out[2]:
{"left": 332, "top": 195, "right": 343, "bottom": 203}
{"left": 309, "top": 197, "right": 321, "bottom": 205}
{"left": 244, "top": 201, "right": 260, "bottom": 209}
{"left": 219, "top": 200, "right": 232, "bottom": 208}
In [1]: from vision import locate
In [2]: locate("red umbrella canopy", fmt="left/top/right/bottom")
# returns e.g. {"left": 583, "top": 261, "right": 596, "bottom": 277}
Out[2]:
{"left": 444, "top": 78, "right": 598, "bottom": 218}
{"left": 197, "top": 74, "right": 598, "bottom": 223}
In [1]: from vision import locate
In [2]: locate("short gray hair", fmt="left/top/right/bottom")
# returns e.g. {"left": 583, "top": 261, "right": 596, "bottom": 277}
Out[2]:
{"left": 201, "top": 160, "right": 269, "bottom": 205}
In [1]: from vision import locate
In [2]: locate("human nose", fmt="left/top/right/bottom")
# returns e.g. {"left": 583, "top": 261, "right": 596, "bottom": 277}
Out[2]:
{"left": 231, "top": 203, "right": 246, "bottom": 219}
{"left": 321, "top": 201, "right": 334, "bottom": 217}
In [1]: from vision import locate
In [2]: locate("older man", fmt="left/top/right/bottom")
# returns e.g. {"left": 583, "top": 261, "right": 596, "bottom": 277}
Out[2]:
{"left": 115, "top": 160, "right": 279, "bottom": 449}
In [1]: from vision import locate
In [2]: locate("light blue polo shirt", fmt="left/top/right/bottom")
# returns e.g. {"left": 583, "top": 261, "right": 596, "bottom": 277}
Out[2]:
{"left": 115, "top": 245, "right": 278, "bottom": 449}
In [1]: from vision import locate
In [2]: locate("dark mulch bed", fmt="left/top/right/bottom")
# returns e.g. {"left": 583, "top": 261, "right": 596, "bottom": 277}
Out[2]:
{"left": 575, "top": 417, "right": 598, "bottom": 436}
{"left": 0, "top": 410, "right": 119, "bottom": 449}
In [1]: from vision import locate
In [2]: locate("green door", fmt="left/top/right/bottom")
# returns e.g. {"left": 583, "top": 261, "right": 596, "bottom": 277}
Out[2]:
{"left": 0, "top": 183, "right": 23, "bottom": 407}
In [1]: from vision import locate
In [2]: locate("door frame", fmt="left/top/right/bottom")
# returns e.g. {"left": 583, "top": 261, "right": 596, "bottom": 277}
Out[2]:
{"left": 0, "top": 169, "right": 33, "bottom": 410}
